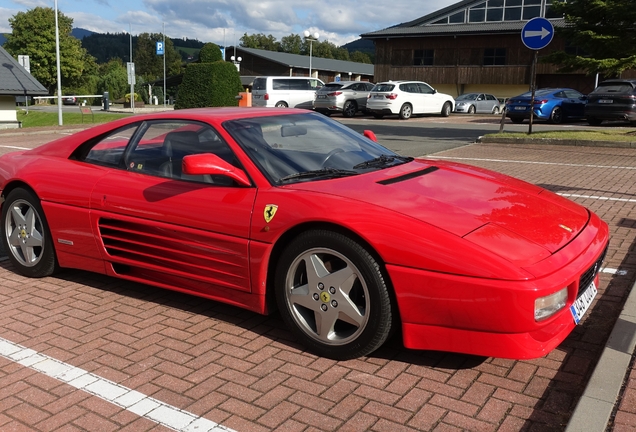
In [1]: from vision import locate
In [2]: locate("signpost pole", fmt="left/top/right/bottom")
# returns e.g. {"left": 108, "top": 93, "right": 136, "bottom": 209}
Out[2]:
{"left": 520, "top": 17, "right": 554, "bottom": 135}
{"left": 529, "top": 50, "right": 538, "bottom": 135}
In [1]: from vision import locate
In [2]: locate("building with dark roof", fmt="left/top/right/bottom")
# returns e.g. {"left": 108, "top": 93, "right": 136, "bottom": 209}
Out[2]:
{"left": 0, "top": 45, "right": 48, "bottom": 128}
{"left": 224, "top": 46, "right": 374, "bottom": 86}
{"left": 361, "top": 0, "right": 610, "bottom": 98}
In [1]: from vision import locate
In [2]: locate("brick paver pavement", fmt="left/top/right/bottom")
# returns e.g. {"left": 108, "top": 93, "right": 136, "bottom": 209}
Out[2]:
{"left": 0, "top": 123, "right": 634, "bottom": 431}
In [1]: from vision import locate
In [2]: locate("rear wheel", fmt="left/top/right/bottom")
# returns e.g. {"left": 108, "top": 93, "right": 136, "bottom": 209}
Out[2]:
{"left": 1, "top": 188, "right": 58, "bottom": 278}
{"left": 492, "top": 106, "right": 500, "bottom": 115}
{"left": 549, "top": 106, "right": 563, "bottom": 124}
{"left": 275, "top": 101, "right": 288, "bottom": 108}
{"left": 275, "top": 230, "right": 394, "bottom": 360}
{"left": 441, "top": 102, "right": 452, "bottom": 117}
{"left": 343, "top": 101, "right": 357, "bottom": 118}
{"left": 399, "top": 103, "right": 412, "bottom": 120}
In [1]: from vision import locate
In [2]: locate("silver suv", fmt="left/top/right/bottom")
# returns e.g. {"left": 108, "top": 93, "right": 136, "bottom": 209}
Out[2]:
{"left": 313, "top": 81, "right": 375, "bottom": 117}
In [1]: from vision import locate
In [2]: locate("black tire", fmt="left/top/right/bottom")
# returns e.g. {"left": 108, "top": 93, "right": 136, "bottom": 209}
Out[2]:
{"left": 1, "top": 188, "right": 58, "bottom": 278}
{"left": 399, "top": 103, "right": 412, "bottom": 120}
{"left": 275, "top": 230, "right": 394, "bottom": 360}
{"left": 492, "top": 106, "right": 500, "bottom": 115}
{"left": 342, "top": 101, "right": 357, "bottom": 118}
{"left": 468, "top": 105, "right": 476, "bottom": 114}
{"left": 441, "top": 102, "right": 452, "bottom": 117}
{"left": 549, "top": 106, "right": 563, "bottom": 124}
{"left": 510, "top": 117, "right": 524, "bottom": 124}
{"left": 588, "top": 117, "right": 602, "bottom": 126}
{"left": 275, "top": 101, "right": 288, "bottom": 108}
{"left": 372, "top": 113, "right": 384, "bottom": 119}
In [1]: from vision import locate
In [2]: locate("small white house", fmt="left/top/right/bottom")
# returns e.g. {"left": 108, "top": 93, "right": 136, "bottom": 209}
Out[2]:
{"left": 0, "top": 45, "right": 48, "bottom": 128}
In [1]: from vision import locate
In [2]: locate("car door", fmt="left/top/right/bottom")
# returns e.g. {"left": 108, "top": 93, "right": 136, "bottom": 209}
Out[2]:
{"left": 416, "top": 82, "right": 438, "bottom": 113}
{"left": 562, "top": 89, "right": 586, "bottom": 118}
{"left": 88, "top": 120, "right": 257, "bottom": 295}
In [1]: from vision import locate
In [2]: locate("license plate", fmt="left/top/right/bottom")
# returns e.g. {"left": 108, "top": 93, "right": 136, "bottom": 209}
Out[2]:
{"left": 374, "top": 94, "right": 384, "bottom": 99}
{"left": 317, "top": 95, "right": 326, "bottom": 99}
{"left": 599, "top": 99, "right": 613, "bottom": 104}
{"left": 253, "top": 95, "right": 261, "bottom": 99}
{"left": 570, "top": 281, "right": 597, "bottom": 324}
{"left": 514, "top": 106, "right": 526, "bottom": 111}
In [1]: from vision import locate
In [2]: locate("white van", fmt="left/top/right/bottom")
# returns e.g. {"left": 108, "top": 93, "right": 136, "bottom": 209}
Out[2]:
{"left": 252, "top": 76, "right": 324, "bottom": 109}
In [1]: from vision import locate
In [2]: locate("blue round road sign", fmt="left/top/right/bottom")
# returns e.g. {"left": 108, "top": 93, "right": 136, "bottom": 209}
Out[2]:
{"left": 521, "top": 17, "right": 554, "bottom": 50}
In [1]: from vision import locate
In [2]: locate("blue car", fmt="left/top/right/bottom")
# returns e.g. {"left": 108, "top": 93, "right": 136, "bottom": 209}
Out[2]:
{"left": 505, "top": 88, "right": 587, "bottom": 124}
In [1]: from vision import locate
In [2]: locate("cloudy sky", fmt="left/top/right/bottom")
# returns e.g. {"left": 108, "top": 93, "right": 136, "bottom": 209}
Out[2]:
{"left": 0, "top": 0, "right": 458, "bottom": 47}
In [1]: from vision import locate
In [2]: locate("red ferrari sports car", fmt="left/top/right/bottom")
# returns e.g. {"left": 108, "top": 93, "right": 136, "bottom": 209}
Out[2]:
{"left": 0, "top": 107, "right": 608, "bottom": 360}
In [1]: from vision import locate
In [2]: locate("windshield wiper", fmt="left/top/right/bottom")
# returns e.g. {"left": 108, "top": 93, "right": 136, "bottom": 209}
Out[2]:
{"left": 353, "top": 154, "right": 414, "bottom": 169}
{"left": 278, "top": 168, "right": 358, "bottom": 184}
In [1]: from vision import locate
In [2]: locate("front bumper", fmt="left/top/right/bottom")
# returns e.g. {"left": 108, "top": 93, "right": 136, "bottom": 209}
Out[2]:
{"left": 388, "top": 212, "right": 609, "bottom": 359}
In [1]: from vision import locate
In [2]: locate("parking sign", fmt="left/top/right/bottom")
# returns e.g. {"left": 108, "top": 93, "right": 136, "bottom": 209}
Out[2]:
{"left": 156, "top": 41, "right": 164, "bottom": 55}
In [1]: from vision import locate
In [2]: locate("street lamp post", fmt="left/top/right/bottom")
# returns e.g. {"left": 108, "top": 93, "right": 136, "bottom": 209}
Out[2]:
{"left": 303, "top": 30, "right": 319, "bottom": 78}
{"left": 230, "top": 55, "right": 242, "bottom": 72}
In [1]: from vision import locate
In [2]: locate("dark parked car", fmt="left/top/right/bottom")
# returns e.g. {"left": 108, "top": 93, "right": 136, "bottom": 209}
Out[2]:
{"left": 585, "top": 79, "right": 636, "bottom": 126}
{"left": 506, "top": 88, "right": 587, "bottom": 124}
{"left": 62, "top": 96, "right": 78, "bottom": 105}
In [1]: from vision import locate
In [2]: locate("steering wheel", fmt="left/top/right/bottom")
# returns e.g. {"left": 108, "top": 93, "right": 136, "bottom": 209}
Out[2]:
{"left": 321, "top": 148, "right": 345, "bottom": 168}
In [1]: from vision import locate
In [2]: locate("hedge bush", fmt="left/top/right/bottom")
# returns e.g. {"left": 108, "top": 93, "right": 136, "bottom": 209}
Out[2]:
{"left": 175, "top": 60, "right": 243, "bottom": 109}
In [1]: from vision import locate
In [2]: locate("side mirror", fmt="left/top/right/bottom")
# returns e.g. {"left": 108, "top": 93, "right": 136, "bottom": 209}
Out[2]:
{"left": 363, "top": 130, "right": 378, "bottom": 142}
{"left": 182, "top": 153, "right": 251, "bottom": 187}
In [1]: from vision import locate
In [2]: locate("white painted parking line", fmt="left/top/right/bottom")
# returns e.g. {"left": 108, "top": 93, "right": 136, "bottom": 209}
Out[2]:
{"left": 0, "top": 145, "right": 30, "bottom": 150}
{"left": 558, "top": 193, "right": 636, "bottom": 203}
{"left": 431, "top": 156, "right": 636, "bottom": 170}
{"left": 602, "top": 268, "right": 629, "bottom": 276}
{"left": 0, "top": 337, "right": 235, "bottom": 432}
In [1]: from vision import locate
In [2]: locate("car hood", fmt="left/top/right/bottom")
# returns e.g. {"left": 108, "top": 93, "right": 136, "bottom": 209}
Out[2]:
{"left": 291, "top": 159, "right": 589, "bottom": 266}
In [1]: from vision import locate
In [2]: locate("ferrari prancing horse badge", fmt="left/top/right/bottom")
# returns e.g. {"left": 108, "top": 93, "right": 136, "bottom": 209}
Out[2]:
{"left": 264, "top": 205, "right": 278, "bottom": 223}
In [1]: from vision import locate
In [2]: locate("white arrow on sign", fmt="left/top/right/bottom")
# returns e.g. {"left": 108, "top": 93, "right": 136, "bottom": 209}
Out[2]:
{"left": 524, "top": 27, "right": 551, "bottom": 39}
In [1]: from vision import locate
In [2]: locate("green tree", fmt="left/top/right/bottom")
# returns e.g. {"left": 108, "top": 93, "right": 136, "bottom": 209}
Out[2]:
{"left": 240, "top": 33, "right": 280, "bottom": 51}
{"left": 350, "top": 51, "right": 372, "bottom": 64}
{"left": 334, "top": 47, "right": 350, "bottom": 61}
{"left": 135, "top": 32, "right": 183, "bottom": 82}
{"left": 199, "top": 42, "right": 223, "bottom": 63}
{"left": 545, "top": 0, "right": 636, "bottom": 76}
{"left": 97, "top": 59, "right": 129, "bottom": 100}
{"left": 4, "top": 7, "right": 96, "bottom": 94}
{"left": 280, "top": 34, "right": 303, "bottom": 54}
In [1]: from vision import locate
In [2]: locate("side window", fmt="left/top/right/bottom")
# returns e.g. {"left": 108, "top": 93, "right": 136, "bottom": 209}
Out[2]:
{"left": 553, "top": 91, "right": 566, "bottom": 98}
{"left": 309, "top": 79, "right": 322, "bottom": 90}
{"left": 417, "top": 83, "right": 435, "bottom": 94}
{"left": 80, "top": 124, "right": 139, "bottom": 167}
{"left": 486, "top": 94, "right": 497, "bottom": 101}
{"left": 126, "top": 121, "right": 238, "bottom": 185}
{"left": 273, "top": 79, "right": 286, "bottom": 90}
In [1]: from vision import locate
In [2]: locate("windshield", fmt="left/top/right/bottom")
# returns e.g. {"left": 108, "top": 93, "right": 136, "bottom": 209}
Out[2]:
{"left": 456, "top": 93, "right": 478, "bottom": 101}
{"left": 591, "top": 83, "right": 635, "bottom": 94}
{"left": 224, "top": 113, "right": 406, "bottom": 184}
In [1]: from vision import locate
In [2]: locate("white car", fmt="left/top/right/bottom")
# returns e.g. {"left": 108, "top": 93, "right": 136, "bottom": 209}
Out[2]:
{"left": 366, "top": 80, "right": 455, "bottom": 120}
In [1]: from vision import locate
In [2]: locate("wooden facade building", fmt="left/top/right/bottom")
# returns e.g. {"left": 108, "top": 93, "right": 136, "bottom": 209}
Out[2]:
{"left": 361, "top": 0, "right": 612, "bottom": 98}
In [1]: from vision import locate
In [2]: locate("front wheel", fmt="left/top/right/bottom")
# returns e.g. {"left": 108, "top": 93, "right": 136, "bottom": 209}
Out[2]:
{"left": 468, "top": 105, "right": 476, "bottom": 114}
{"left": 275, "top": 230, "right": 394, "bottom": 360}
{"left": 1, "top": 188, "right": 58, "bottom": 278}
{"left": 441, "top": 102, "right": 452, "bottom": 117}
